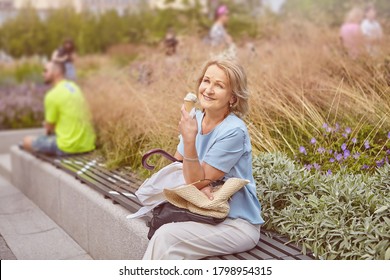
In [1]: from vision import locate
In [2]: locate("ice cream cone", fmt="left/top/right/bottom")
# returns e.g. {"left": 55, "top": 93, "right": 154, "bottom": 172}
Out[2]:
{"left": 183, "top": 92, "right": 197, "bottom": 113}
{"left": 184, "top": 100, "right": 195, "bottom": 112}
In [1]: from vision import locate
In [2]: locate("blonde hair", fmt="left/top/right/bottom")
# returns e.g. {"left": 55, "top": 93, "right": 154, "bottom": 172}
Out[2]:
{"left": 196, "top": 58, "right": 249, "bottom": 119}
{"left": 345, "top": 7, "right": 364, "bottom": 24}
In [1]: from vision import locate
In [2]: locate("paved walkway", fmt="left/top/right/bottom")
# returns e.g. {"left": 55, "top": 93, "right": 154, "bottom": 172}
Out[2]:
{"left": 0, "top": 233, "right": 16, "bottom": 260}
{"left": 0, "top": 174, "right": 92, "bottom": 260}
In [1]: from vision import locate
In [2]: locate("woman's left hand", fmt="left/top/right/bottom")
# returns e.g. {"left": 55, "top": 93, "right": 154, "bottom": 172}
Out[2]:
{"left": 200, "top": 185, "right": 214, "bottom": 200}
{"left": 179, "top": 105, "right": 198, "bottom": 143}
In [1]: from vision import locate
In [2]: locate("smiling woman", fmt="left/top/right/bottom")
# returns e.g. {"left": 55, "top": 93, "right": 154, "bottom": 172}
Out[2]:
{"left": 142, "top": 58, "right": 264, "bottom": 260}
{"left": 197, "top": 64, "right": 234, "bottom": 120}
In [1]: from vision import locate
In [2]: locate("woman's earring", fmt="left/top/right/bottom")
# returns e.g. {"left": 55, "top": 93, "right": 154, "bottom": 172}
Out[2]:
{"left": 229, "top": 103, "right": 233, "bottom": 108}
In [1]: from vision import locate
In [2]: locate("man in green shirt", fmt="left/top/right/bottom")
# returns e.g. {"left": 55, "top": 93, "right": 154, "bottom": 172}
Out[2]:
{"left": 23, "top": 61, "right": 96, "bottom": 155}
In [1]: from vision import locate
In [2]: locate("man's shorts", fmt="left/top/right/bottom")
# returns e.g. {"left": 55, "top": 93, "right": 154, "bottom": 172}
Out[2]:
{"left": 31, "top": 135, "right": 67, "bottom": 156}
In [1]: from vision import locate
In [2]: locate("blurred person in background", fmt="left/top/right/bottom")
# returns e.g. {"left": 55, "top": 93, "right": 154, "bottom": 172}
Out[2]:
{"left": 361, "top": 3, "right": 383, "bottom": 56}
{"left": 52, "top": 38, "right": 77, "bottom": 80}
{"left": 208, "top": 4, "right": 236, "bottom": 59}
{"left": 339, "top": 7, "right": 364, "bottom": 59}
{"left": 22, "top": 61, "right": 96, "bottom": 156}
{"left": 164, "top": 27, "right": 179, "bottom": 56}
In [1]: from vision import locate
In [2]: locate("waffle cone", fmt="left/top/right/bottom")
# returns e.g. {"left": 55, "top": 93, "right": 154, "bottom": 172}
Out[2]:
{"left": 184, "top": 100, "right": 195, "bottom": 112}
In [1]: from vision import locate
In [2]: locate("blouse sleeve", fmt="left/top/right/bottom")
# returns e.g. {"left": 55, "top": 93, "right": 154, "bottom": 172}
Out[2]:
{"left": 203, "top": 128, "right": 246, "bottom": 173}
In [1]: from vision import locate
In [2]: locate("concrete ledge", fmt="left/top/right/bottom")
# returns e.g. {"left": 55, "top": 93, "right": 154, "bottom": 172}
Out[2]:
{"left": 10, "top": 146, "right": 149, "bottom": 259}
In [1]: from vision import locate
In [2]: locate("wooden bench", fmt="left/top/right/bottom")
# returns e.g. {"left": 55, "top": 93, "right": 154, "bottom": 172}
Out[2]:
{"left": 32, "top": 149, "right": 315, "bottom": 260}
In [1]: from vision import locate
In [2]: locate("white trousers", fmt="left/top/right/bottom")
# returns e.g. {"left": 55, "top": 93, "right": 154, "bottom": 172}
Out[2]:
{"left": 142, "top": 218, "right": 260, "bottom": 260}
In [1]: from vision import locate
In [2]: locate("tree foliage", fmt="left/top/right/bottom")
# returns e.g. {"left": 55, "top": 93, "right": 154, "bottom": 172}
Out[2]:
{"left": 0, "top": 5, "right": 212, "bottom": 58}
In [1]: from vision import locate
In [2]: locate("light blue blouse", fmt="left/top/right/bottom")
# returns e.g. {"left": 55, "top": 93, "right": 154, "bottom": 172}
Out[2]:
{"left": 177, "top": 110, "right": 264, "bottom": 225}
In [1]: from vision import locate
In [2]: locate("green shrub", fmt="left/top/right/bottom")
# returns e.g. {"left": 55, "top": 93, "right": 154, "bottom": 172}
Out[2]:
{"left": 254, "top": 152, "right": 390, "bottom": 259}
{"left": 0, "top": 4, "right": 264, "bottom": 58}
{"left": 0, "top": 61, "right": 43, "bottom": 86}
{"left": 285, "top": 0, "right": 390, "bottom": 27}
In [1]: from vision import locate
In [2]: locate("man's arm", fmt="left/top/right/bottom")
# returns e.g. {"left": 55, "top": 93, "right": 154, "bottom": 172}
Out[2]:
{"left": 44, "top": 121, "right": 55, "bottom": 135}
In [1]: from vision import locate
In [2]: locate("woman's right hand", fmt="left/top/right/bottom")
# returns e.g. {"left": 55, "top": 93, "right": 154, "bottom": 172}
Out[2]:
{"left": 179, "top": 105, "right": 198, "bottom": 143}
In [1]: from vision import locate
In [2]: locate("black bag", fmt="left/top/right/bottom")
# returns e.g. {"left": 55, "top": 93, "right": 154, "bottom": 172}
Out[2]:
{"left": 147, "top": 202, "right": 226, "bottom": 239}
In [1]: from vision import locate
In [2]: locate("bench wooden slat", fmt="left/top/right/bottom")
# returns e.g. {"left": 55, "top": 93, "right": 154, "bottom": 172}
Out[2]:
{"left": 75, "top": 162, "right": 140, "bottom": 198}
{"left": 234, "top": 252, "right": 258, "bottom": 260}
{"left": 260, "top": 234, "right": 301, "bottom": 256}
{"left": 57, "top": 157, "right": 139, "bottom": 197}
{"left": 57, "top": 160, "right": 142, "bottom": 213}
{"left": 242, "top": 247, "right": 276, "bottom": 260}
{"left": 250, "top": 243, "right": 288, "bottom": 259}
{"left": 294, "top": 254, "right": 314, "bottom": 260}
{"left": 219, "top": 254, "right": 242, "bottom": 260}
{"left": 280, "top": 256, "right": 296, "bottom": 260}
{"left": 74, "top": 155, "right": 142, "bottom": 185}
{"left": 61, "top": 156, "right": 142, "bottom": 196}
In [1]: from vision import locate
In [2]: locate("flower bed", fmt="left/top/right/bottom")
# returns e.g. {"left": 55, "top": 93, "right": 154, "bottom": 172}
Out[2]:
{"left": 254, "top": 152, "right": 390, "bottom": 260}
{"left": 0, "top": 83, "right": 46, "bottom": 130}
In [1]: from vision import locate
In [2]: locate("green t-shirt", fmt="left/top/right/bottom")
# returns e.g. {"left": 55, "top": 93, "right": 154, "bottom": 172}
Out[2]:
{"left": 44, "top": 80, "right": 96, "bottom": 153}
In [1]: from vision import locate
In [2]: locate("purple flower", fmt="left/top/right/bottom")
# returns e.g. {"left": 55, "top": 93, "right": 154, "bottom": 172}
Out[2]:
{"left": 299, "top": 146, "right": 307, "bottom": 155}
{"left": 361, "top": 164, "right": 369, "bottom": 170}
{"left": 328, "top": 149, "right": 333, "bottom": 154}
{"left": 388, "top": 132, "right": 390, "bottom": 139}
{"left": 326, "top": 169, "right": 332, "bottom": 175}
{"left": 317, "top": 147, "right": 326, "bottom": 154}
{"left": 352, "top": 138, "right": 357, "bottom": 144}
{"left": 343, "top": 149, "right": 350, "bottom": 159}
{"left": 387, "top": 150, "right": 390, "bottom": 155}
{"left": 341, "top": 143, "right": 347, "bottom": 151}
{"left": 364, "top": 140, "right": 370, "bottom": 149}
{"left": 353, "top": 153, "right": 360, "bottom": 159}
{"left": 345, "top": 127, "right": 352, "bottom": 134}
{"left": 322, "top": 123, "right": 328, "bottom": 129}
{"left": 304, "top": 164, "right": 312, "bottom": 171}
{"left": 342, "top": 133, "right": 348, "bottom": 138}
{"left": 313, "top": 163, "right": 321, "bottom": 170}
{"left": 310, "top": 138, "right": 316, "bottom": 145}
{"left": 336, "top": 153, "right": 343, "bottom": 161}
{"left": 329, "top": 158, "right": 335, "bottom": 163}
{"left": 335, "top": 123, "right": 340, "bottom": 132}
{"left": 326, "top": 127, "right": 332, "bottom": 133}
{"left": 376, "top": 159, "right": 385, "bottom": 168}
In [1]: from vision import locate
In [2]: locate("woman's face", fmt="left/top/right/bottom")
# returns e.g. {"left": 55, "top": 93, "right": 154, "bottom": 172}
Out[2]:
{"left": 219, "top": 13, "right": 229, "bottom": 24}
{"left": 366, "top": 8, "right": 376, "bottom": 20}
{"left": 198, "top": 64, "right": 233, "bottom": 115}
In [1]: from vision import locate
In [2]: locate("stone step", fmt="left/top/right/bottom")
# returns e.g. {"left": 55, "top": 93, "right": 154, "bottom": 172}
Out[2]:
{"left": 0, "top": 175, "right": 92, "bottom": 260}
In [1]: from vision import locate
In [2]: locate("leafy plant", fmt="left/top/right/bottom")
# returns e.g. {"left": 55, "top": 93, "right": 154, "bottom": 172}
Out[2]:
{"left": 254, "top": 152, "right": 390, "bottom": 260}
